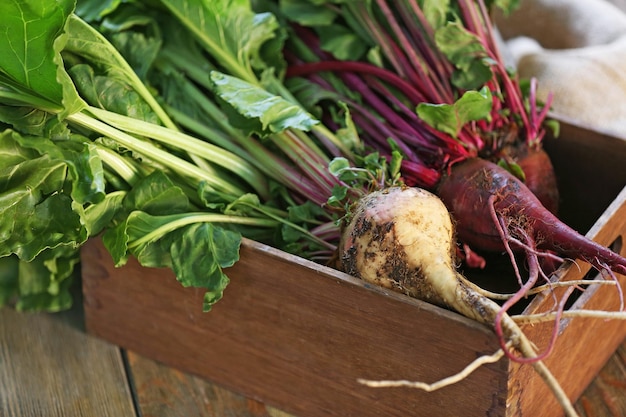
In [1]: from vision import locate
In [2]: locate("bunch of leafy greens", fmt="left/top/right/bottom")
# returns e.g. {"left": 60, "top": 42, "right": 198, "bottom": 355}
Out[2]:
{"left": 0, "top": 0, "right": 533, "bottom": 313}
{"left": 0, "top": 0, "right": 354, "bottom": 312}
{"left": 266, "top": 0, "right": 558, "bottom": 190}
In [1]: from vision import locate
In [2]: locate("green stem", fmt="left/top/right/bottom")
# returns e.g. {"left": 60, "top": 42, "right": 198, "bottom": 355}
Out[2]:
{"left": 95, "top": 145, "right": 143, "bottom": 186}
{"left": 158, "top": 0, "right": 258, "bottom": 85}
{"left": 68, "top": 15, "right": 178, "bottom": 131}
{"left": 0, "top": 88, "right": 63, "bottom": 114}
{"left": 128, "top": 212, "right": 279, "bottom": 251}
{"left": 158, "top": 48, "right": 218, "bottom": 92}
{"left": 242, "top": 202, "right": 337, "bottom": 251}
{"left": 164, "top": 105, "right": 250, "bottom": 160}
{"left": 85, "top": 107, "right": 269, "bottom": 198}
{"left": 156, "top": 71, "right": 331, "bottom": 201}
{"left": 68, "top": 111, "right": 247, "bottom": 197}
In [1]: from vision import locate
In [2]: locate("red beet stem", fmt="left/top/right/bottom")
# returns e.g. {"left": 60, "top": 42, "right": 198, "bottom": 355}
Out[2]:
{"left": 286, "top": 60, "right": 425, "bottom": 105}
{"left": 436, "top": 158, "right": 626, "bottom": 275}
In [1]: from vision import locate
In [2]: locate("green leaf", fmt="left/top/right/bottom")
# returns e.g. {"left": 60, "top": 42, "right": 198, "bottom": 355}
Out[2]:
{"left": 0, "top": 131, "right": 88, "bottom": 261}
{"left": 486, "top": 0, "right": 521, "bottom": 15}
{"left": 544, "top": 119, "right": 560, "bottom": 138}
{"left": 68, "top": 64, "right": 160, "bottom": 124}
{"left": 64, "top": 14, "right": 172, "bottom": 126}
{"left": 422, "top": 0, "right": 450, "bottom": 29}
{"left": 417, "top": 87, "right": 492, "bottom": 137}
{"left": 108, "top": 30, "right": 162, "bottom": 82}
{"left": 0, "top": 255, "right": 18, "bottom": 307}
{"left": 0, "top": 130, "right": 105, "bottom": 205}
{"left": 159, "top": 0, "right": 279, "bottom": 84}
{"left": 112, "top": 211, "right": 241, "bottom": 312}
{"left": 197, "top": 184, "right": 230, "bottom": 211}
{"left": 18, "top": 246, "right": 78, "bottom": 295}
{"left": 0, "top": 185, "right": 85, "bottom": 261}
{"left": 0, "top": 0, "right": 84, "bottom": 116}
{"left": 172, "top": 223, "right": 241, "bottom": 312}
{"left": 497, "top": 159, "right": 526, "bottom": 181}
{"left": 0, "top": 129, "right": 40, "bottom": 166}
{"left": 83, "top": 191, "right": 126, "bottom": 236}
{"left": 454, "top": 87, "right": 493, "bottom": 122}
{"left": 334, "top": 102, "right": 361, "bottom": 152}
{"left": 318, "top": 25, "right": 368, "bottom": 60}
{"left": 170, "top": 222, "right": 240, "bottom": 289}
{"left": 209, "top": 71, "right": 318, "bottom": 135}
{"left": 389, "top": 149, "right": 403, "bottom": 180}
{"left": 14, "top": 247, "right": 78, "bottom": 312}
{"left": 75, "top": 0, "right": 123, "bottom": 21}
{"left": 416, "top": 104, "right": 454, "bottom": 136}
{"left": 287, "top": 200, "right": 326, "bottom": 224}
{"left": 64, "top": 15, "right": 139, "bottom": 86}
{"left": 91, "top": 3, "right": 155, "bottom": 31}
{"left": 63, "top": 141, "right": 106, "bottom": 204}
{"left": 328, "top": 156, "right": 351, "bottom": 176}
{"left": 225, "top": 193, "right": 261, "bottom": 216}
{"left": 327, "top": 184, "right": 348, "bottom": 207}
{"left": 280, "top": 200, "right": 326, "bottom": 246}
{"left": 102, "top": 220, "right": 131, "bottom": 267}
{"left": 435, "top": 22, "right": 493, "bottom": 90}
{"left": 102, "top": 171, "right": 193, "bottom": 266}
{"left": 279, "top": 0, "right": 338, "bottom": 26}
{"left": 104, "top": 211, "right": 186, "bottom": 269}
{"left": 0, "top": 106, "right": 71, "bottom": 137}
{"left": 123, "top": 170, "right": 191, "bottom": 215}
{"left": 15, "top": 285, "right": 74, "bottom": 312}
{"left": 123, "top": 211, "right": 178, "bottom": 267}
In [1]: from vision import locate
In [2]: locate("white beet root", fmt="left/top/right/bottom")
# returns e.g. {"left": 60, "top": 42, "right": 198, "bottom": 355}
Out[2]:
{"left": 339, "top": 186, "right": 579, "bottom": 417}
{"left": 340, "top": 186, "right": 491, "bottom": 322}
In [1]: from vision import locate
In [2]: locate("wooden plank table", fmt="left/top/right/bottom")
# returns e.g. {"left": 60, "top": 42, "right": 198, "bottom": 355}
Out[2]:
{"left": 0, "top": 301, "right": 624, "bottom": 417}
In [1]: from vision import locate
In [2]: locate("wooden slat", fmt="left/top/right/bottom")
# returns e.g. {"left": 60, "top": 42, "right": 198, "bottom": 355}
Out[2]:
{"left": 511, "top": 188, "right": 626, "bottom": 416}
{"left": 126, "top": 342, "right": 625, "bottom": 417}
{"left": 0, "top": 305, "right": 136, "bottom": 417}
{"left": 508, "top": 187, "right": 626, "bottom": 417}
{"left": 82, "top": 237, "right": 508, "bottom": 417}
{"left": 576, "top": 342, "right": 626, "bottom": 417}
{"left": 83, "top": 190, "right": 626, "bottom": 417}
{"left": 1, "top": 302, "right": 622, "bottom": 417}
{"left": 80, "top": 118, "right": 626, "bottom": 417}
{"left": 125, "top": 350, "right": 293, "bottom": 417}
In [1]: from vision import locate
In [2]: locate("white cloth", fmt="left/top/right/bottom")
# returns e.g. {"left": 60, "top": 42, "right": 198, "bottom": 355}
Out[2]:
{"left": 494, "top": 0, "right": 626, "bottom": 138}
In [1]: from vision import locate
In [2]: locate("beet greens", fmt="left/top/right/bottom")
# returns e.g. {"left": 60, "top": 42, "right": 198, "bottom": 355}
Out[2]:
{"left": 268, "top": 0, "right": 626, "bottom": 372}
{"left": 0, "top": 0, "right": 348, "bottom": 311}
{"left": 2, "top": 2, "right": 624, "bottom": 414}
{"left": 272, "top": 0, "right": 626, "bottom": 272}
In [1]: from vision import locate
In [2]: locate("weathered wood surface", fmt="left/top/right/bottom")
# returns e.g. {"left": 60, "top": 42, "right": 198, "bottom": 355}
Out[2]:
{"left": 0, "top": 304, "right": 623, "bottom": 416}
{"left": 508, "top": 187, "right": 626, "bottom": 417}
{"left": 576, "top": 342, "right": 626, "bottom": 417}
{"left": 0, "top": 305, "right": 135, "bottom": 417}
{"left": 82, "top": 237, "right": 509, "bottom": 417}
{"left": 126, "top": 350, "right": 293, "bottom": 417}
{"left": 80, "top": 195, "right": 626, "bottom": 417}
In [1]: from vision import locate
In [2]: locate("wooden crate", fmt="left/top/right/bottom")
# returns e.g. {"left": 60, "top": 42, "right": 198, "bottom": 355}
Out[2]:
{"left": 81, "top": 120, "right": 626, "bottom": 417}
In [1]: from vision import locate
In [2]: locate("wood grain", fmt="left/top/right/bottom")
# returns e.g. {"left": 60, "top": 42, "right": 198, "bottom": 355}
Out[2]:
{"left": 124, "top": 340, "right": 626, "bottom": 417}
{"left": 81, "top": 118, "right": 626, "bottom": 417}
{"left": 576, "top": 342, "right": 626, "bottom": 417}
{"left": 125, "top": 350, "right": 293, "bottom": 417}
{"left": 508, "top": 187, "right": 626, "bottom": 417}
{"left": 0, "top": 305, "right": 136, "bottom": 417}
{"left": 125, "top": 341, "right": 626, "bottom": 417}
{"left": 82, "top": 237, "right": 509, "bottom": 417}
